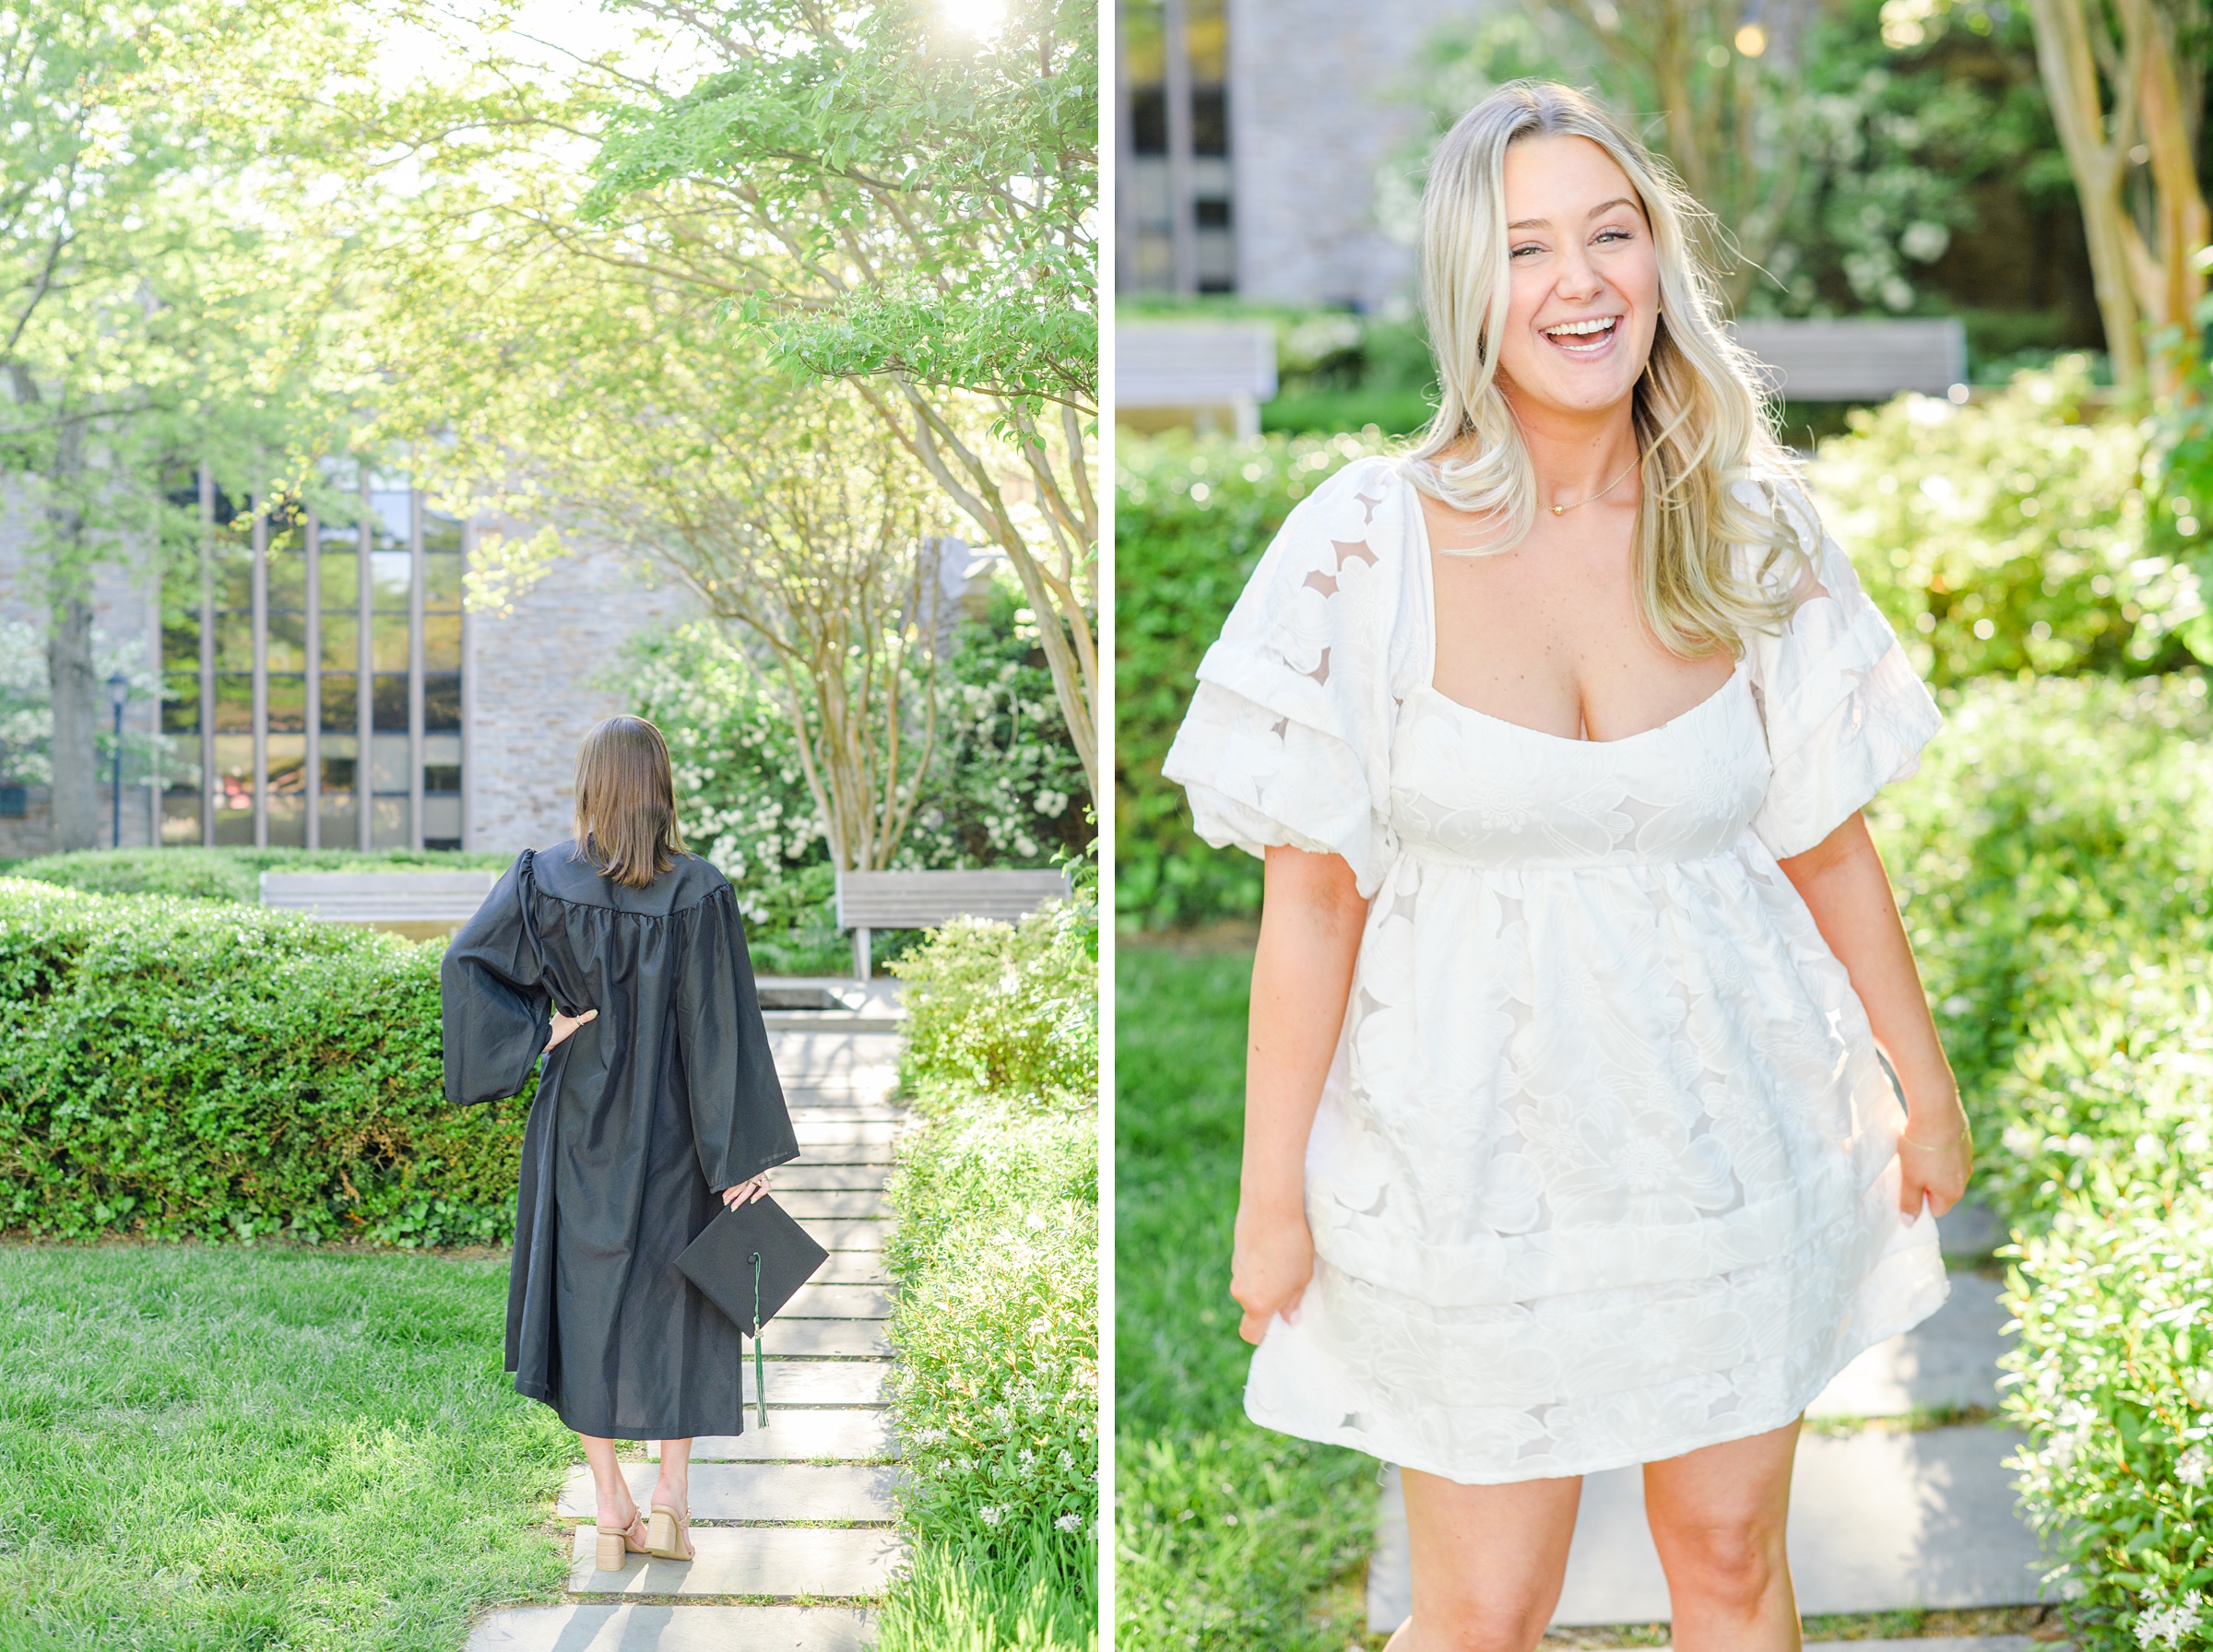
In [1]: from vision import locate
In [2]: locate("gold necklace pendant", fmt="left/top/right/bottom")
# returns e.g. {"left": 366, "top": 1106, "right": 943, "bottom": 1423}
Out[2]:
{"left": 1547, "top": 452, "right": 1642, "bottom": 517}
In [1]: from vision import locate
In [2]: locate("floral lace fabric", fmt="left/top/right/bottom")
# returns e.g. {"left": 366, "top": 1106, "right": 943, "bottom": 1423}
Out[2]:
{"left": 1161, "top": 456, "right": 1950, "bottom": 1483}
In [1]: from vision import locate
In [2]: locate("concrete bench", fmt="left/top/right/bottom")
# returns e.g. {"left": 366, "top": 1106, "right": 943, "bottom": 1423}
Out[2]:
{"left": 834, "top": 868, "right": 1071, "bottom": 979}
{"left": 260, "top": 871, "right": 498, "bottom": 938}
{"left": 1730, "top": 317, "right": 1968, "bottom": 402}
{"left": 1117, "top": 320, "right": 1279, "bottom": 439}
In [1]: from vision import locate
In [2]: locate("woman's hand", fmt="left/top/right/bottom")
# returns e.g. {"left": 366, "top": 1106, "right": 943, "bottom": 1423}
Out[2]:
{"left": 721, "top": 1174, "right": 771, "bottom": 1210}
{"left": 1232, "top": 1201, "right": 1315, "bottom": 1346}
{"left": 547, "top": 1007, "right": 598, "bottom": 1051}
{"left": 1898, "top": 1089, "right": 1973, "bottom": 1222}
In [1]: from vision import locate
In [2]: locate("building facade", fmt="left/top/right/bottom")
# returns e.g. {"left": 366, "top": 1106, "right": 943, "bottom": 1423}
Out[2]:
{"left": 1118, "top": 0, "right": 1478, "bottom": 313}
{"left": 0, "top": 470, "right": 694, "bottom": 860}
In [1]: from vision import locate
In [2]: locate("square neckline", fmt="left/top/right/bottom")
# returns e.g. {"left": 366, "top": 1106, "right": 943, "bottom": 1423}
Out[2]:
{"left": 1401, "top": 463, "right": 1748, "bottom": 749}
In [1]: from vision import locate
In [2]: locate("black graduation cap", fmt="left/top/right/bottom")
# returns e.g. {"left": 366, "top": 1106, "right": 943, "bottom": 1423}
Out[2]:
{"left": 674, "top": 1195, "right": 830, "bottom": 1426}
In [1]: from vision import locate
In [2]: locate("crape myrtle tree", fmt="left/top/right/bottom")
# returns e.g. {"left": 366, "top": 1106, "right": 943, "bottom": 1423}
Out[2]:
{"left": 0, "top": 0, "right": 349, "bottom": 848}
{"left": 2023, "top": 0, "right": 2209, "bottom": 398}
{"left": 337, "top": 133, "right": 951, "bottom": 876}
{"left": 578, "top": 0, "right": 1100, "bottom": 797}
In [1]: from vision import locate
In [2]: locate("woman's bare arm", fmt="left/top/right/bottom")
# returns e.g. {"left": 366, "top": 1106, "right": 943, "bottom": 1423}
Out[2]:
{"left": 1778, "top": 811, "right": 1972, "bottom": 1219}
{"left": 1234, "top": 844, "right": 1371, "bottom": 1344}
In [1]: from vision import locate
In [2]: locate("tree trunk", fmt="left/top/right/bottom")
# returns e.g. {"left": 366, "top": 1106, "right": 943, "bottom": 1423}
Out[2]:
{"left": 46, "top": 586, "right": 98, "bottom": 851}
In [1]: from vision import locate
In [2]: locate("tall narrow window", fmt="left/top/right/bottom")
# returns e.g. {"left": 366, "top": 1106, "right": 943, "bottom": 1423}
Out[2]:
{"left": 368, "top": 486, "right": 413, "bottom": 848}
{"left": 422, "top": 508, "right": 464, "bottom": 849}
{"left": 1117, "top": 0, "right": 1235, "bottom": 295}
{"left": 265, "top": 505, "right": 309, "bottom": 847}
{"left": 319, "top": 496, "right": 361, "bottom": 849}
{"left": 210, "top": 510, "right": 255, "bottom": 844}
{"left": 159, "top": 566, "right": 202, "bottom": 844}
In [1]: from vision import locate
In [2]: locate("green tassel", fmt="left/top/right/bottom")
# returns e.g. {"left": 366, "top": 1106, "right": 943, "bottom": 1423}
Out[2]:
{"left": 751, "top": 1250, "right": 768, "bottom": 1429}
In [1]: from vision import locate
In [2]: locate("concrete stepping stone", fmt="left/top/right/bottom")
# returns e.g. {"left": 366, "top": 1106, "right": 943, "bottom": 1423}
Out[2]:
{"left": 1369, "top": 1425, "right": 2053, "bottom": 1629}
{"left": 793, "top": 1146, "right": 897, "bottom": 1167}
{"left": 794, "top": 1120, "right": 901, "bottom": 1147}
{"left": 783, "top": 1284, "right": 892, "bottom": 1318}
{"left": 780, "top": 1191, "right": 891, "bottom": 1221}
{"left": 811, "top": 1220, "right": 892, "bottom": 1251}
{"left": 758, "top": 1320, "right": 890, "bottom": 1358}
{"left": 467, "top": 1603, "right": 873, "bottom": 1651}
{"left": 774, "top": 1166, "right": 890, "bottom": 1194}
{"left": 559, "top": 1462, "right": 899, "bottom": 1524}
{"left": 568, "top": 1525, "right": 905, "bottom": 1598}
{"left": 651, "top": 1411, "right": 897, "bottom": 1461}
{"left": 810, "top": 1253, "right": 890, "bottom": 1285}
{"left": 1809, "top": 1273, "right": 2007, "bottom": 1418}
{"left": 745, "top": 1361, "right": 889, "bottom": 1406}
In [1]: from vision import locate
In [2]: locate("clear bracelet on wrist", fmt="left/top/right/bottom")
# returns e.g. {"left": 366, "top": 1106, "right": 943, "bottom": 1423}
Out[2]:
{"left": 1900, "top": 1117, "right": 1971, "bottom": 1150}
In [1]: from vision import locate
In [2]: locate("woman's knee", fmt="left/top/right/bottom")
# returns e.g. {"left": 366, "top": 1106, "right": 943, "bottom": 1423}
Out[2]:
{"left": 1656, "top": 1511, "right": 1786, "bottom": 1607}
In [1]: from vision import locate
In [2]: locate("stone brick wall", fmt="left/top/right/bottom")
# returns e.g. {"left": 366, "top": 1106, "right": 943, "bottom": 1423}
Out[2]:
{"left": 466, "top": 530, "right": 698, "bottom": 855}
{"left": 1226, "top": 0, "right": 1476, "bottom": 313}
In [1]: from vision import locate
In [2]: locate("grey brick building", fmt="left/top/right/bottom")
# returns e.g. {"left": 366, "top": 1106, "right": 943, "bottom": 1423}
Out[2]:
{"left": 1118, "top": 0, "right": 1476, "bottom": 311}
{"left": 0, "top": 473, "right": 694, "bottom": 860}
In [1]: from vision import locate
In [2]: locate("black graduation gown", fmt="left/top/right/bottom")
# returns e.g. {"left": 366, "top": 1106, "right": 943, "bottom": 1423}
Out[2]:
{"left": 440, "top": 842, "right": 798, "bottom": 1438}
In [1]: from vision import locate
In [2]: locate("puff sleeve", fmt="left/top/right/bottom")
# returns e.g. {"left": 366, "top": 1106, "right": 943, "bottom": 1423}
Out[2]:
{"left": 1740, "top": 484, "right": 1943, "bottom": 860}
{"left": 1160, "top": 457, "right": 1414, "bottom": 897}
{"left": 440, "top": 850, "right": 552, "bottom": 1105}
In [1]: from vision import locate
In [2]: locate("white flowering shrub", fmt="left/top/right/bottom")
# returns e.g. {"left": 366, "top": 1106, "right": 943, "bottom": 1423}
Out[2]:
{"left": 884, "top": 1104, "right": 1097, "bottom": 1558}
{"left": 893, "top": 901, "right": 1098, "bottom": 1105}
{"left": 874, "top": 898, "right": 1099, "bottom": 1649}
{"left": 2002, "top": 1185, "right": 2213, "bottom": 1638}
{"left": 621, "top": 592, "right": 1090, "bottom": 974}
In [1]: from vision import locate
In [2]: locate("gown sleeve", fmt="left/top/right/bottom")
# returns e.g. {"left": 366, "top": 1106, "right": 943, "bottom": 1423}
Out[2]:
{"left": 1159, "top": 456, "right": 1412, "bottom": 898}
{"left": 1738, "top": 482, "right": 1944, "bottom": 861}
{"left": 441, "top": 850, "right": 553, "bottom": 1105}
{"left": 675, "top": 881, "right": 799, "bottom": 1193}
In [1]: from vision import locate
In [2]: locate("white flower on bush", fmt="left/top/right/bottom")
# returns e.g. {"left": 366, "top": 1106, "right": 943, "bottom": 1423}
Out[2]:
{"left": 2179, "top": 1444, "right": 2210, "bottom": 1488}
{"left": 2185, "top": 1368, "right": 2213, "bottom": 1412}
{"left": 977, "top": 1504, "right": 1003, "bottom": 1528}
{"left": 1056, "top": 1511, "right": 1081, "bottom": 1532}
{"left": 2136, "top": 1592, "right": 2205, "bottom": 1649}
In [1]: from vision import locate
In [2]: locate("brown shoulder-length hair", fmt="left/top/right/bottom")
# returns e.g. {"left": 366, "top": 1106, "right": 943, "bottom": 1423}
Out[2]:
{"left": 571, "top": 716, "right": 686, "bottom": 889}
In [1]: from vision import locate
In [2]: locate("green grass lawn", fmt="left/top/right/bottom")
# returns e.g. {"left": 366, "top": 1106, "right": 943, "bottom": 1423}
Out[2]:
{"left": 0, "top": 1243, "right": 573, "bottom": 1652}
{"left": 1115, "top": 941, "right": 1374, "bottom": 1652}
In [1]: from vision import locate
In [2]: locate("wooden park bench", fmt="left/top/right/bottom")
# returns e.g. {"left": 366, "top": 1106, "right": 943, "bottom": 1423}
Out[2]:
{"left": 1731, "top": 317, "right": 1968, "bottom": 403}
{"left": 835, "top": 868, "right": 1072, "bottom": 980}
{"left": 259, "top": 870, "right": 499, "bottom": 939}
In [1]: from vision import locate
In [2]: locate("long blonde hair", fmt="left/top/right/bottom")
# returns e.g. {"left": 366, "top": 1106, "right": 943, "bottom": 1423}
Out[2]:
{"left": 1409, "top": 80, "right": 1806, "bottom": 655}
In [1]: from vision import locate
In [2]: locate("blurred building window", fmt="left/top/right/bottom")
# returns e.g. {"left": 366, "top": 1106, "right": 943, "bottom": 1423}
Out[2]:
{"left": 160, "top": 467, "right": 467, "bottom": 851}
{"left": 1119, "top": 0, "right": 1235, "bottom": 295}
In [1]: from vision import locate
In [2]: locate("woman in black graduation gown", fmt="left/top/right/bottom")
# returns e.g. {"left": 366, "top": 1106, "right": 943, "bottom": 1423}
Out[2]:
{"left": 441, "top": 714, "right": 798, "bottom": 1569}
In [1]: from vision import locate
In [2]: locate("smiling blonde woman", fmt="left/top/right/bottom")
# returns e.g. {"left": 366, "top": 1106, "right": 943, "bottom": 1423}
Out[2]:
{"left": 1161, "top": 82, "right": 1973, "bottom": 1649}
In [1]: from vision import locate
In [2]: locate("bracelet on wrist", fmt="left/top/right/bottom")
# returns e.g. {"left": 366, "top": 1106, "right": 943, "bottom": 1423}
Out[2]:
{"left": 1899, "top": 1116, "right": 1971, "bottom": 1150}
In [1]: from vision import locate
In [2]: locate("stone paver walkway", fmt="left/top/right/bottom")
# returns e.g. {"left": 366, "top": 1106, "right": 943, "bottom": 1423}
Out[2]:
{"left": 467, "top": 1020, "right": 909, "bottom": 1652}
{"left": 1369, "top": 1202, "right": 2056, "bottom": 1633}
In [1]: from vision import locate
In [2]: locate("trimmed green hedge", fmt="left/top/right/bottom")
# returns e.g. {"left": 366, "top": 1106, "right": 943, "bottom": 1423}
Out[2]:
{"left": 5, "top": 846, "right": 513, "bottom": 904}
{"left": 0, "top": 879, "right": 527, "bottom": 1245}
{"left": 876, "top": 901, "right": 1100, "bottom": 1650}
{"left": 2003, "top": 1184, "right": 2213, "bottom": 1631}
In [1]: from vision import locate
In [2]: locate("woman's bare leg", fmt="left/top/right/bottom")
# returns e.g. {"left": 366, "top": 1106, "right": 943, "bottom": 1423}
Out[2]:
{"left": 1644, "top": 1419, "right": 1802, "bottom": 1652}
{"left": 1380, "top": 1467, "right": 1583, "bottom": 1652}
{"left": 652, "top": 1436, "right": 693, "bottom": 1514}
{"left": 578, "top": 1434, "right": 640, "bottom": 1531}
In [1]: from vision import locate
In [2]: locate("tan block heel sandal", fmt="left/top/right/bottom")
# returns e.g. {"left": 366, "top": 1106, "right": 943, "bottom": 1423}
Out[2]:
{"left": 593, "top": 1507, "right": 649, "bottom": 1572}
{"left": 645, "top": 1501, "right": 693, "bottom": 1561}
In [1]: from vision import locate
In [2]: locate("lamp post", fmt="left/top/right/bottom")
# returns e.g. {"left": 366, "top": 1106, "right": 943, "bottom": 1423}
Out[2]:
{"left": 107, "top": 672, "right": 128, "bottom": 849}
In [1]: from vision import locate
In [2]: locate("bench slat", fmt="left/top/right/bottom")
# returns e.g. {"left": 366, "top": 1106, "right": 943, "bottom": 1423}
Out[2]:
{"left": 260, "top": 871, "right": 500, "bottom": 923}
{"left": 835, "top": 869, "right": 1069, "bottom": 928}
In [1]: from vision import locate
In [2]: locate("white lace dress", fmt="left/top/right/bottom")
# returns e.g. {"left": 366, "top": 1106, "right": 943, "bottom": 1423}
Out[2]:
{"left": 1162, "top": 454, "right": 1951, "bottom": 1483}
